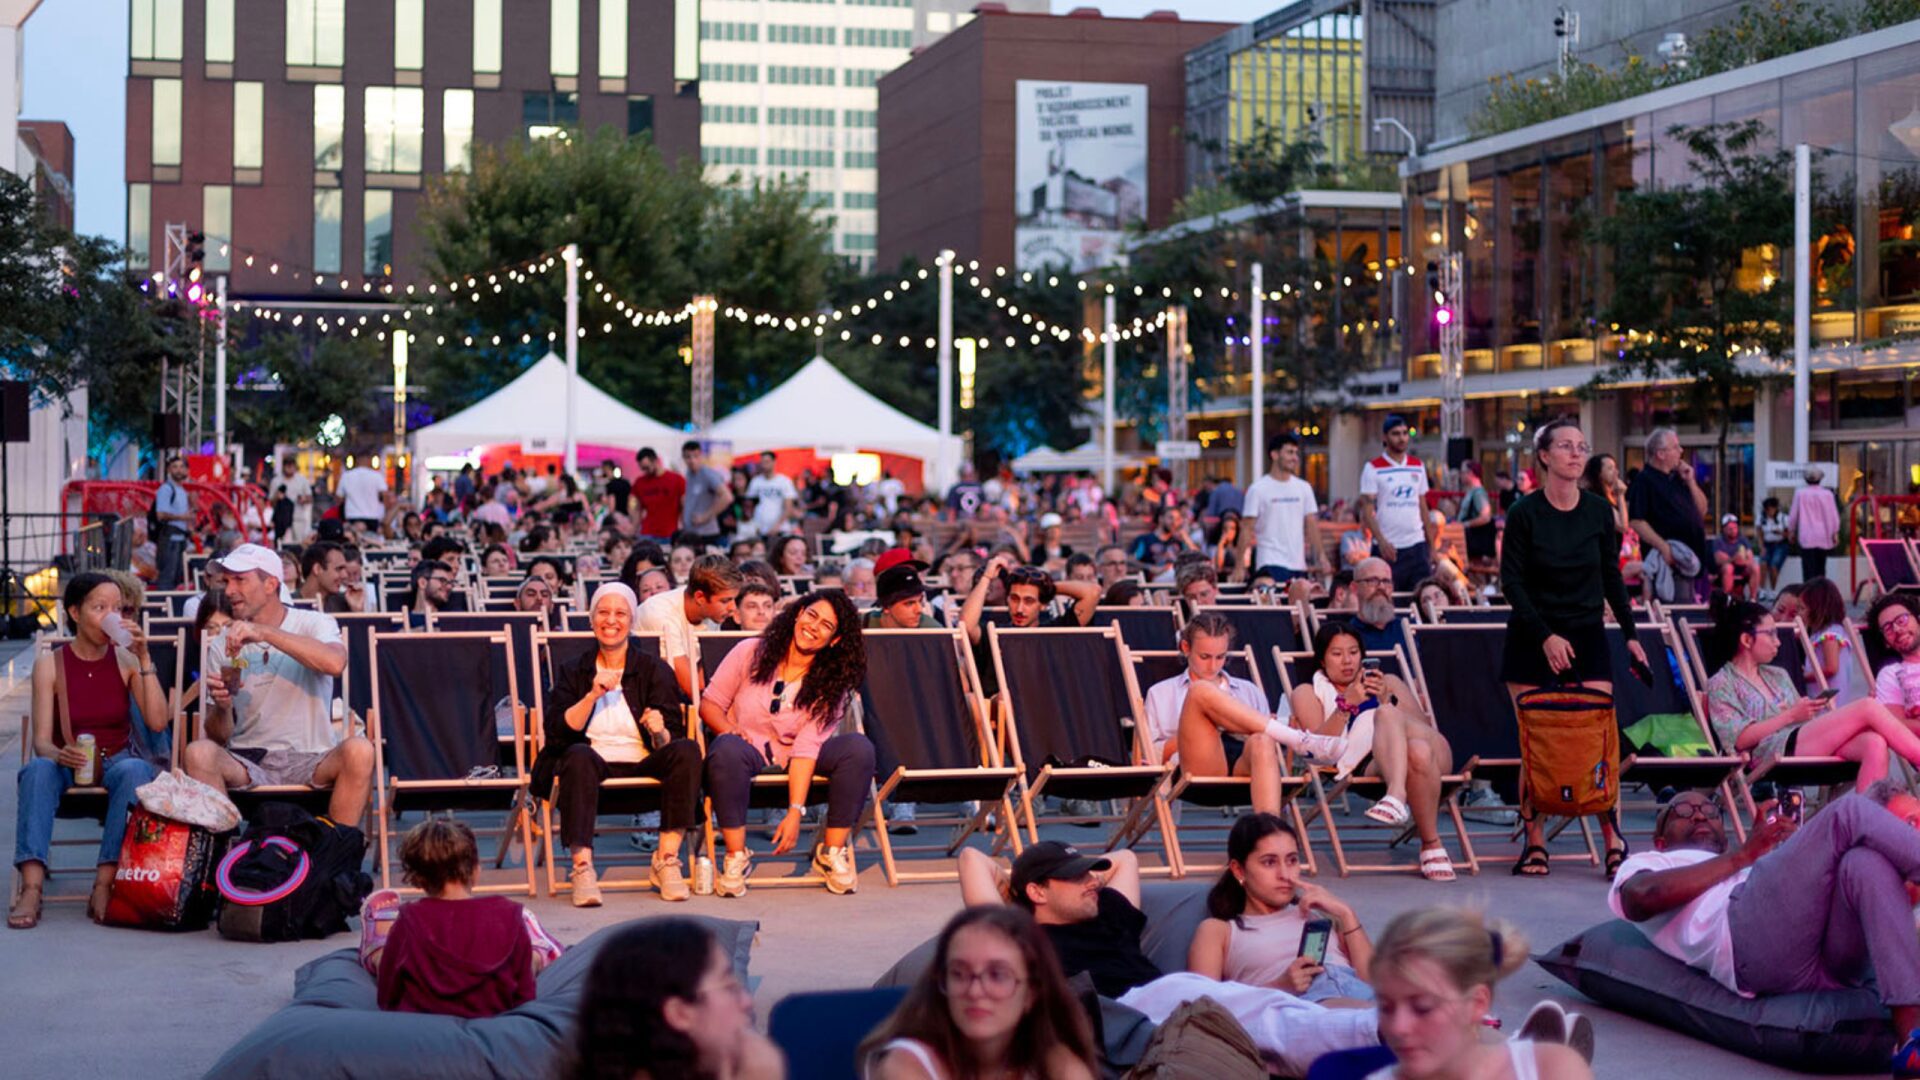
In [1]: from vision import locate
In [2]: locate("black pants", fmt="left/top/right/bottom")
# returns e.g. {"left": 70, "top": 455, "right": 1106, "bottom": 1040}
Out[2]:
{"left": 554, "top": 740, "right": 702, "bottom": 851}
{"left": 1800, "top": 546, "right": 1828, "bottom": 584}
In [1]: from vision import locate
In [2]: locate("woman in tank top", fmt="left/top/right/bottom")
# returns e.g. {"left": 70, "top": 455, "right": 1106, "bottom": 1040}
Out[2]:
{"left": 11, "top": 572, "right": 170, "bottom": 928}
{"left": 862, "top": 906, "right": 1096, "bottom": 1080}
{"left": 1187, "top": 813, "right": 1375, "bottom": 1005}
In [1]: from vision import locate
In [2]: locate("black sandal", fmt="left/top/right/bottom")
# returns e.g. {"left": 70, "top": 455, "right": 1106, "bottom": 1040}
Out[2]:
{"left": 1511, "top": 845, "right": 1551, "bottom": 877}
{"left": 1604, "top": 843, "right": 1629, "bottom": 881}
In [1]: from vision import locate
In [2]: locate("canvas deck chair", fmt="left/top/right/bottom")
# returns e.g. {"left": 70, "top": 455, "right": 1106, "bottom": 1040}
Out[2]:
{"left": 1087, "top": 606, "right": 1181, "bottom": 652}
{"left": 1606, "top": 622, "right": 1747, "bottom": 844}
{"left": 1864, "top": 538, "right": 1920, "bottom": 597}
{"left": 1125, "top": 647, "right": 1316, "bottom": 877}
{"left": 1276, "top": 647, "right": 1478, "bottom": 877}
{"left": 1432, "top": 606, "right": 1513, "bottom": 624}
{"left": 531, "top": 630, "right": 687, "bottom": 898}
{"left": 368, "top": 630, "right": 535, "bottom": 895}
{"left": 1657, "top": 603, "right": 1713, "bottom": 629}
{"left": 332, "top": 612, "right": 406, "bottom": 732}
{"left": 1193, "top": 604, "right": 1309, "bottom": 712}
{"left": 857, "top": 628, "right": 1021, "bottom": 885}
{"left": 987, "top": 625, "right": 1182, "bottom": 875}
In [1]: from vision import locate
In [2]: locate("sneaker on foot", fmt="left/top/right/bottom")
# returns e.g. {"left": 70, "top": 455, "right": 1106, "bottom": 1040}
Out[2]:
{"left": 716, "top": 851, "right": 751, "bottom": 898}
{"left": 813, "top": 844, "right": 858, "bottom": 894}
{"left": 649, "top": 853, "right": 691, "bottom": 901}
{"left": 357, "top": 888, "right": 403, "bottom": 968}
{"left": 571, "top": 863, "right": 603, "bottom": 907}
{"left": 1291, "top": 729, "right": 1346, "bottom": 763}
{"left": 1894, "top": 1028, "right": 1920, "bottom": 1079}
{"left": 1060, "top": 799, "right": 1103, "bottom": 826}
{"left": 888, "top": 801, "right": 919, "bottom": 836}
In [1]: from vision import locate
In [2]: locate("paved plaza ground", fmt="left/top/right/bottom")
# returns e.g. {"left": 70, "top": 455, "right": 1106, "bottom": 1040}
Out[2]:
{"left": 0, "top": 646, "right": 1891, "bottom": 1079}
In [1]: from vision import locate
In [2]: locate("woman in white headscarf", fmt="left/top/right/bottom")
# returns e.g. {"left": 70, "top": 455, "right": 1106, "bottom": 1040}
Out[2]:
{"left": 529, "top": 583, "right": 704, "bottom": 907}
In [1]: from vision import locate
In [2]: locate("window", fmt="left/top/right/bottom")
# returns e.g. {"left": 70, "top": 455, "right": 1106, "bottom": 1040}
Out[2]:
{"left": 805, "top": 191, "right": 833, "bottom": 209}
{"left": 314, "top": 190, "right": 343, "bottom": 274}
{"left": 234, "top": 82, "right": 264, "bottom": 169}
{"left": 842, "top": 233, "right": 876, "bottom": 250}
{"left": 365, "top": 190, "right": 394, "bottom": 276}
{"left": 128, "top": 183, "right": 151, "bottom": 268}
{"left": 845, "top": 28, "right": 908, "bottom": 48}
{"left": 843, "top": 150, "right": 875, "bottom": 169}
{"left": 701, "top": 21, "right": 756, "bottom": 41}
{"left": 396, "top": 0, "right": 424, "bottom": 70}
{"left": 769, "top": 148, "right": 833, "bottom": 167}
{"left": 700, "top": 63, "right": 759, "bottom": 82}
{"left": 702, "top": 146, "right": 758, "bottom": 166}
{"left": 444, "top": 89, "right": 475, "bottom": 171}
{"left": 674, "top": 0, "right": 699, "bottom": 83}
{"left": 287, "top": 0, "right": 346, "bottom": 67}
{"left": 314, "top": 85, "right": 345, "bottom": 169}
{"left": 205, "top": 0, "right": 234, "bottom": 63}
{"left": 846, "top": 0, "right": 909, "bottom": 6}
{"left": 702, "top": 104, "right": 759, "bottom": 124}
{"left": 365, "top": 87, "right": 425, "bottom": 173}
{"left": 524, "top": 91, "right": 580, "bottom": 139}
{"left": 627, "top": 95, "right": 653, "bottom": 135}
{"left": 843, "top": 191, "right": 876, "bottom": 209}
{"left": 203, "top": 186, "right": 232, "bottom": 271}
{"left": 131, "top": 0, "right": 183, "bottom": 61}
{"left": 474, "top": 0, "right": 503, "bottom": 73}
{"left": 551, "top": 0, "right": 579, "bottom": 77}
{"left": 769, "top": 66, "right": 833, "bottom": 86}
{"left": 152, "top": 78, "right": 182, "bottom": 166}
{"left": 845, "top": 69, "right": 884, "bottom": 88}
{"left": 600, "top": 0, "right": 629, "bottom": 79}
{"left": 843, "top": 109, "right": 876, "bottom": 127}
{"left": 769, "top": 107, "right": 833, "bottom": 126}
{"left": 769, "top": 25, "right": 834, "bottom": 44}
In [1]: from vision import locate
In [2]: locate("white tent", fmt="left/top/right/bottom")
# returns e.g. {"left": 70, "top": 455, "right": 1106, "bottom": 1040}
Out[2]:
{"left": 709, "top": 356, "right": 962, "bottom": 489}
{"left": 1012, "top": 441, "right": 1145, "bottom": 474}
{"left": 408, "top": 351, "right": 682, "bottom": 465}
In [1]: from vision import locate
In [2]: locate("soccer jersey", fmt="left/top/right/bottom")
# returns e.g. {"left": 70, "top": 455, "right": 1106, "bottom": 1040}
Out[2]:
{"left": 1359, "top": 454, "right": 1429, "bottom": 550}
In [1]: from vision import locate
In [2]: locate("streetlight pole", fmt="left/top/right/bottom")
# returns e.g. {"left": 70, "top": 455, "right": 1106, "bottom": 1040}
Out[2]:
{"left": 937, "top": 249, "right": 954, "bottom": 491}
{"left": 214, "top": 274, "right": 228, "bottom": 460}
{"left": 1249, "top": 262, "right": 1264, "bottom": 486}
{"left": 1102, "top": 292, "right": 1116, "bottom": 494}
{"left": 563, "top": 241, "right": 579, "bottom": 478}
{"left": 1793, "top": 143, "right": 1811, "bottom": 466}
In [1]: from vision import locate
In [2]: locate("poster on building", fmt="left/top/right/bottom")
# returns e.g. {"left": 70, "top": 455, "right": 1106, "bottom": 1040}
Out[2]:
{"left": 1014, "top": 80, "right": 1148, "bottom": 273}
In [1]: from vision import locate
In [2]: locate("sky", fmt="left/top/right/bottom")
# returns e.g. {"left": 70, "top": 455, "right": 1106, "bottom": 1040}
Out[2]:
{"left": 20, "top": 0, "right": 1275, "bottom": 242}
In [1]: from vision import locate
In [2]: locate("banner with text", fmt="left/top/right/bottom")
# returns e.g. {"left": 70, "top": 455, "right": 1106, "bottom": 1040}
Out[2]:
{"left": 1014, "top": 80, "right": 1148, "bottom": 273}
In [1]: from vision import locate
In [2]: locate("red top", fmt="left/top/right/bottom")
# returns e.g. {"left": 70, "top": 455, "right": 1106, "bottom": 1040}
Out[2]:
{"left": 59, "top": 645, "right": 131, "bottom": 759}
{"left": 376, "top": 896, "right": 536, "bottom": 1018}
{"left": 631, "top": 470, "right": 686, "bottom": 536}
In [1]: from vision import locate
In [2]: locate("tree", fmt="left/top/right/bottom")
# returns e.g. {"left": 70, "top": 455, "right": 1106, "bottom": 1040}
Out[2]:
{"left": 226, "top": 330, "right": 389, "bottom": 448}
{"left": 1588, "top": 121, "right": 1792, "bottom": 517}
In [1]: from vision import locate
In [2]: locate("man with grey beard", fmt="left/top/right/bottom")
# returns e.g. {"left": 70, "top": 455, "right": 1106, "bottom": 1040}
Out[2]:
{"left": 1348, "top": 557, "right": 1407, "bottom": 653}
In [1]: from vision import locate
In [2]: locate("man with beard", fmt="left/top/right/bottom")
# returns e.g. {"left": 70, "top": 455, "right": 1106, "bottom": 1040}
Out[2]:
{"left": 1348, "top": 557, "right": 1406, "bottom": 653}
{"left": 408, "top": 559, "right": 456, "bottom": 626}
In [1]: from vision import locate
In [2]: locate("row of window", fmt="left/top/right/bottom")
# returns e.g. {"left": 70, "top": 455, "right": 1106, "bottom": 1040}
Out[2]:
{"left": 845, "top": 69, "right": 884, "bottom": 88}
{"left": 844, "top": 28, "right": 909, "bottom": 48}
{"left": 769, "top": 107, "right": 835, "bottom": 126}
{"left": 844, "top": 151, "right": 876, "bottom": 168}
{"left": 842, "top": 191, "right": 876, "bottom": 209}
{"left": 128, "top": 181, "right": 394, "bottom": 278}
{"left": 704, "top": 146, "right": 879, "bottom": 170}
{"left": 769, "top": 24, "right": 835, "bottom": 44}
{"left": 701, "top": 20, "right": 758, "bottom": 42}
{"left": 768, "top": 148, "right": 834, "bottom": 167}
{"left": 703, "top": 146, "right": 760, "bottom": 165}
{"left": 769, "top": 65, "right": 836, "bottom": 85}
{"left": 703, "top": 103, "right": 760, "bottom": 124}
{"left": 702, "top": 63, "right": 760, "bottom": 82}
{"left": 841, "top": 233, "right": 877, "bottom": 250}
{"left": 843, "top": 109, "right": 876, "bottom": 127}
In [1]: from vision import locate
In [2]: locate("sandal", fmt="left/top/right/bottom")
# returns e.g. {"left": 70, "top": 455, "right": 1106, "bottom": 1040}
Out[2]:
{"left": 1365, "top": 795, "right": 1411, "bottom": 827}
{"left": 87, "top": 878, "right": 114, "bottom": 925}
{"left": 1419, "top": 844, "right": 1457, "bottom": 882}
{"left": 1604, "top": 842, "right": 1630, "bottom": 881}
{"left": 8, "top": 882, "right": 43, "bottom": 929}
{"left": 1511, "top": 844, "right": 1551, "bottom": 877}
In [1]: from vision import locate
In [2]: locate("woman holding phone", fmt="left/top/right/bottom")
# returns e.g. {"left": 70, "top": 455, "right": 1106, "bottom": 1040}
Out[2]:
{"left": 1500, "top": 417, "right": 1647, "bottom": 880}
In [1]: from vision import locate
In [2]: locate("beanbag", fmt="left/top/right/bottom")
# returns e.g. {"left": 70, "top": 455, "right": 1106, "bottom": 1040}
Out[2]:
{"left": 1536, "top": 920, "right": 1888, "bottom": 1075}
{"left": 204, "top": 915, "right": 758, "bottom": 1079}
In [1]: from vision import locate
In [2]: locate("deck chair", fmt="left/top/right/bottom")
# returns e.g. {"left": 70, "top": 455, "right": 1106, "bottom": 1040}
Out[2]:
{"left": 149, "top": 590, "right": 197, "bottom": 617}
{"left": 768, "top": 987, "right": 909, "bottom": 1080}
{"left": 1657, "top": 603, "right": 1713, "bottom": 629}
{"left": 987, "top": 625, "right": 1182, "bottom": 875}
{"left": 1193, "top": 604, "right": 1308, "bottom": 711}
{"left": 1125, "top": 647, "right": 1316, "bottom": 876}
{"left": 563, "top": 609, "right": 592, "bottom": 632}
{"left": 333, "top": 612, "right": 406, "bottom": 726}
{"left": 1605, "top": 622, "right": 1746, "bottom": 844}
{"left": 368, "top": 630, "right": 535, "bottom": 895}
{"left": 1087, "top": 605, "right": 1181, "bottom": 651}
{"left": 1277, "top": 647, "right": 1477, "bottom": 876}
{"left": 428, "top": 610, "right": 546, "bottom": 714}
{"left": 857, "top": 628, "right": 1021, "bottom": 884}
{"left": 1864, "top": 538, "right": 1920, "bottom": 596}
{"left": 1433, "top": 606, "right": 1513, "bottom": 624}
{"left": 696, "top": 631, "right": 759, "bottom": 686}
{"left": 539, "top": 631, "right": 664, "bottom": 688}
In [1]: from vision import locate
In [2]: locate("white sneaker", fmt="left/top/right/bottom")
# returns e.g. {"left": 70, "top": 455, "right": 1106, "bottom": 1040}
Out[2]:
{"left": 715, "top": 850, "right": 751, "bottom": 898}
{"left": 571, "top": 863, "right": 603, "bottom": 907}
{"left": 1290, "top": 729, "right": 1346, "bottom": 763}
{"left": 649, "top": 853, "right": 691, "bottom": 902}
{"left": 813, "top": 844, "right": 858, "bottom": 894}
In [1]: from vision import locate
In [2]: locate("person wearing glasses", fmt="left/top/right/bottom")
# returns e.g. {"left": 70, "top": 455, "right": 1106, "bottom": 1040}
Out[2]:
{"left": 861, "top": 905, "right": 1098, "bottom": 1080}
{"left": 1093, "top": 544, "right": 1134, "bottom": 589}
{"left": 1499, "top": 418, "right": 1648, "bottom": 880}
{"left": 1868, "top": 593, "right": 1920, "bottom": 721}
{"left": 1346, "top": 557, "right": 1407, "bottom": 654}
{"left": 405, "top": 559, "right": 456, "bottom": 626}
{"left": 700, "top": 589, "right": 874, "bottom": 898}
{"left": 1610, "top": 788, "right": 1920, "bottom": 1074}
{"left": 958, "top": 552, "right": 1101, "bottom": 697}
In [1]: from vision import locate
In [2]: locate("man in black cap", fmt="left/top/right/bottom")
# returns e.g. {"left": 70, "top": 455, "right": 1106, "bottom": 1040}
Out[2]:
{"left": 1358, "top": 413, "right": 1436, "bottom": 592}
{"left": 863, "top": 548, "right": 940, "bottom": 630}
{"left": 957, "top": 842, "right": 1160, "bottom": 997}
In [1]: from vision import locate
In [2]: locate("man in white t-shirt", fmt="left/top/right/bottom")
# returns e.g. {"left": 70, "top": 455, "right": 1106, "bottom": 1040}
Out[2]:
{"left": 1357, "top": 414, "right": 1436, "bottom": 592}
{"left": 1869, "top": 593, "right": 1920, "bottom": 719}
{"left": 280, "top": 457, "right": 314, "bottom": 541}
{"left": 635, "top": 554, "right": 742, "bottom": 697}
{"left": 744, "top": 452, "right": 797, "bottom": 538}
{"left": 1234, "top": 433, "right": 1323, "bottom": 584}
{"left": 181, "top": 543, "right": 374, "bottom": 826}
{"left": 875, "top": 470, "right": 905, "bottom": 515}
{"left": 1610, "top": 788, "right": 1920, "bottom": 1050}
{"left": 338, "top": 463, "right": 390, "bottom": 531}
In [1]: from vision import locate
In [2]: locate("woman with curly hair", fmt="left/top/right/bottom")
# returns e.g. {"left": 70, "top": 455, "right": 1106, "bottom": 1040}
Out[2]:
{"left": 699, "top": 588, "right": 874, "bottom": 899}
{"left": 861, "top": 905, "right": 1096, "bottom": 1080}
{"left": 561, "top": 917, "right": 782, "bottom": 1080}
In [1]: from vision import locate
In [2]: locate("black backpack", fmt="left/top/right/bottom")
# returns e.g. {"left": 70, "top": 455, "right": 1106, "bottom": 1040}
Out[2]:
{"left": 215, "top": 802, "right": 373, "bottom": 942}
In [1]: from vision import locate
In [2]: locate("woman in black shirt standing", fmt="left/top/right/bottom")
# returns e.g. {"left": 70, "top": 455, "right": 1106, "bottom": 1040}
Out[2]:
{"left": 1500, "top": 417, "right": 1647, "bottom": 879}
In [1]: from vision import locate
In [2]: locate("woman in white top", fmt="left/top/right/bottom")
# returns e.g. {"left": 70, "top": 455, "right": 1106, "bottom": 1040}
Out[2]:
{"left": 862, "top": 906, "right": 1096, "bottom": 1080}
{"left": 1187, "top": 813, "right": 1374, "bottom": 1004}
{"left": 1368, "top": 909, "right": 1592, "bottom": 1080}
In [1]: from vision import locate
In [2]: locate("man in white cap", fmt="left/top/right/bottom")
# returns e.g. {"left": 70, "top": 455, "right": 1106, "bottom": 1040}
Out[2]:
{"left": 182, "top": 542, "right": 374, "bottom": 826}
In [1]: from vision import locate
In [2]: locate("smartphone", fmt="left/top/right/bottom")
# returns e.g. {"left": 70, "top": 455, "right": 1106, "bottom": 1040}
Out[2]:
{"left": 1629, "top": 656, "right": 1655, "bottom": 688}
{"left": 1298, "top": 918, "right": 1333, "bottom": 965}
{"left": 1361, "top": 658, "right": 1383, "bottom": 677}
{"left": 1780, "top": 789, "right": 1805, "bottom": 824}
{"left": 1815, "top": 687, "right": 1841, "bottom": 701}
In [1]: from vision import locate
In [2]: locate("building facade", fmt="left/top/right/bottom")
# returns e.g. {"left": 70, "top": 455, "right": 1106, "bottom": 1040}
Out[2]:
{"left": 123, "top": 0, "right": 699, "bottom": 297}
{"left": 17, "top": 118, "right": 73, "bottom": 228}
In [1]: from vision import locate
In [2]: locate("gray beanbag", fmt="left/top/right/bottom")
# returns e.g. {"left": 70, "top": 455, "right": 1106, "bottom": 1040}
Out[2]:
{"left": 1537, "top": 920, "right": 1888, "bottom": 1075}
{"left": 204, "top": 915, "right": 758, "bottom": 1079}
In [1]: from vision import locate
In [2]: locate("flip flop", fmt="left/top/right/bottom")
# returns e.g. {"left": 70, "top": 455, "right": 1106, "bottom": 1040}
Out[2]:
{"left": 8, "top": 883, "right": 42, "bottom": 930}
{"left": 88, "top": 879, "right": 114, "bottom": 925}
{"left": 1366, "top": 795, "right": 1412, "bottom": 827}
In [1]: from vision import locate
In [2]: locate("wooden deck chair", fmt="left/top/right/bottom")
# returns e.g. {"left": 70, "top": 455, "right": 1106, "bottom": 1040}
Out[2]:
{"left": 428, "top": 609, "right": 548, "bottom": 865}
{"left": 1193, "top": 604, "right": 1309, "bottom": 712}
{"left": 332, "top": 612, "right": 406, "bottom": 729}
{"left": 987, "top": 625, "right": 1182, "bottom": 876}
{"left": 1404, "top": 623, "right": 1598, "bottom": 869}
{"left": 696, "top": 631, "right": 759, "bottom": 687}
{"left": 1433, "top": 606, "right": 1513, "bottom": 624}
{"left": 368, "top": 630, "right": 535, "bottom": 895}
{"left": 1277, "top": 646, "right": 1478, "bottom": 876}
{"left": 187, "top": 624, "right": 340, "bottom": 818}
{"left": 856, "top": 628, "right": 1021, "bottom": 885}
{"left": 149, "top": 590, "right": 197, "bottom": 617}
{"left": 1086, "top": 606, "right": 1182, "bottom": 652}
{"left": 1124, "top": 647, "right": 1317, "bottom": 877}
{"left": 563, "top": 609, "right": 592, "bottom": 632}
{"left": 1605, "top": 622, "right": 1746, "bottom": 844}
{"left": 1657, "top": 603, "right": 1713, "bottom": 629}
{"left": 530, "top": 630, "right": 688, "bottom": 898}
{"left": 1864, "top": 538, "right": 1920, "bottom": 597}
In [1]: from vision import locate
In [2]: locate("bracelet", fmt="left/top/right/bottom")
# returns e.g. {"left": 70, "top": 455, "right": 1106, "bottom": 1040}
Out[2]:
{"left": 138, "top": 667, "right": 156, "bottom": 676}
{"left": 1340, "top": 923, "right": 1363, "bottom": 936}
{"left": 787, "top": 803, "right": 806, "bottom": 814}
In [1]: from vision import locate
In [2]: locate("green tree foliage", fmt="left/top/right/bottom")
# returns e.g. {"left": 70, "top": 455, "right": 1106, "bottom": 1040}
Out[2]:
{"left": 1589, "top": 122, "right": 1792, "bottom": 516}
{"left": 226, "top": 330, "right": 389, "bottom": 448}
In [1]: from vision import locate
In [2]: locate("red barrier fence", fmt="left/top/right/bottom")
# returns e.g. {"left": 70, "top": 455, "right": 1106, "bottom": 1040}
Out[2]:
{"left": 61, "top": 481, "right": 272, "bottom": 554}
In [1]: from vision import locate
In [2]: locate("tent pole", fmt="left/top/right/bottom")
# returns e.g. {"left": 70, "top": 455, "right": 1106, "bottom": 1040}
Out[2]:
{"left": 564, "top": 242, "right": 580, "bottom": 479}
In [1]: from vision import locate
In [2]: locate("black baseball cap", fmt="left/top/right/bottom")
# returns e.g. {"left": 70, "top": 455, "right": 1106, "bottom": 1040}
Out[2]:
{"left": 1010, "top": 841, "right": 1110, "bottom": 901}
{"left": 877, "top": 564, "right": 929, "bottom": 608}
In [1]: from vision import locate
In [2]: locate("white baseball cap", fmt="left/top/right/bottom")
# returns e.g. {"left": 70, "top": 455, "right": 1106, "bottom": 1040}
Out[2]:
{"left": 1039, "top": 512, "right": 1063, "bottom": 529}
{"left": 216, "top": 542, "right": 285, "bottom": 581}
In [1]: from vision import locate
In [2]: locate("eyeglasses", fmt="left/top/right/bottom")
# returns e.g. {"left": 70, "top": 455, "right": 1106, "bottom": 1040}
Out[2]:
{"left": 1354, "top": 576, "right": 1393, "bottom": 587}
{"left": 1666, "top": 799, "right": 1722, "bottom": 823}
{"left": 427, "top": 576, "right": 454, "bottom": 587}
{"left": 1548, "top": 441, "right": 1592, "bottom": 456}
{"left": 942, "top": 964, "right": 1026, "bottom": 999}
{"left": 1879, "top": 612, "right": 1915, "bottom": 636}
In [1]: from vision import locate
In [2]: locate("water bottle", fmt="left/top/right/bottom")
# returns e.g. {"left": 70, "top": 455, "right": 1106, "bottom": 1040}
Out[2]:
{"left": 692, "top": 854, "right": 714, "bottom": 896}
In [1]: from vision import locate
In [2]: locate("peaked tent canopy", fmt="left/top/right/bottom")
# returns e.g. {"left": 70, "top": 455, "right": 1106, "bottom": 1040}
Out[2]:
{"left": 709, "top": 356, "right": 962, "bottom": 490}
{"left": 1012, "top": 441, "right": 1146, "bottom": 474}
{"left": 409, "top": 352, "right": 683, "bottom": 464}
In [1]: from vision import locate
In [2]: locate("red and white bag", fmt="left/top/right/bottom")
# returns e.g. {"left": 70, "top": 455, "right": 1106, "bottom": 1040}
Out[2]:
{"left": 102, "top": 806, "right": 231, "bottom": 932}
